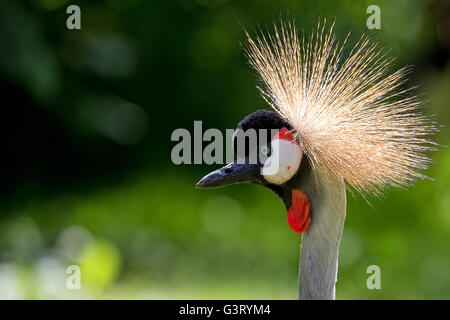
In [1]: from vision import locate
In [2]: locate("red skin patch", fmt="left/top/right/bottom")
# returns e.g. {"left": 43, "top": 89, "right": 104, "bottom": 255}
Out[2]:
{"left": 273, "top": 127, "right": 294, "bottom": 142}
{"left": 287, "top": 189, "right": 311, "bottom": 233}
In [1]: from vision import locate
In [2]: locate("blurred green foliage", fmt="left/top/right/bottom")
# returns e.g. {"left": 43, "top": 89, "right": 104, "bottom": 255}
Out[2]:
{"left": 0, "top": 0, "right": 449, "bottom": 299}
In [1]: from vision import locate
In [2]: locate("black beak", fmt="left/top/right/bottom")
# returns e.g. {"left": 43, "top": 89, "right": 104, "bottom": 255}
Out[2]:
{"left": 196, "top": 161, "right": 261, "bottom": 188}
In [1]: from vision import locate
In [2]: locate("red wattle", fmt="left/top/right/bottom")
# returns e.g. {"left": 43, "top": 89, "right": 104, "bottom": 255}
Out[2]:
{"left": 287, "top": 189, "right": 311, "bottom": 233}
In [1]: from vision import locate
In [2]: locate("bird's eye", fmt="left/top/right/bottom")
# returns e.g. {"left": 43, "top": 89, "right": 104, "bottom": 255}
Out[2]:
{"left": 260, "top": 145, "right": 272, "bottom": 157}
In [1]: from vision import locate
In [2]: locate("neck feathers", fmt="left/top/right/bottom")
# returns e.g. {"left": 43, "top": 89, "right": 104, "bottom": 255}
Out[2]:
{"left": 295, "top": 162, "right": 347, "bottom": 300}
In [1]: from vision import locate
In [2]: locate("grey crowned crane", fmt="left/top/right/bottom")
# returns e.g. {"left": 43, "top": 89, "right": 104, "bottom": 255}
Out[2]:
{"left": 196, "top": 20, "right": 437, "bottom": 300}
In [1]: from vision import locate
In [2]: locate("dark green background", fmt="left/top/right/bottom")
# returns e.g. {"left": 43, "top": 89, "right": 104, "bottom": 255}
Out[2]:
{"left": 0, "top": 0, "right": 449, "bottom": 299}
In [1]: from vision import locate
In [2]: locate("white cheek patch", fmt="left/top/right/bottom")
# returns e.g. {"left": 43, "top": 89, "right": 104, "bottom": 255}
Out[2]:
{"left": 262, "top": 139, "right": 302, "bottom": 185}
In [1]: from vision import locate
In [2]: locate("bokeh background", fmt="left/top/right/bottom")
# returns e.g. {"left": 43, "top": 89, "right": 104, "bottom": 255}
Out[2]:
{"left": 0, "top": 0, "right": 449, "bottom": 299}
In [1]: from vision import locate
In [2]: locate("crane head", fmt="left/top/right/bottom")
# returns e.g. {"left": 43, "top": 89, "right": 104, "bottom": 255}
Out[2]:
{"left": 196, "top": 18, "right": 437, "bottom": 234}
{"left": 196, "top": 110, "right": 311, "bottom": 233}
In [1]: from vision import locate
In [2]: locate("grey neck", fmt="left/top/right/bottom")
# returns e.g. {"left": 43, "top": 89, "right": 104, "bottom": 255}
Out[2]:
{"left": 295, "top": 165, "right": 347, "bottom": 300}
